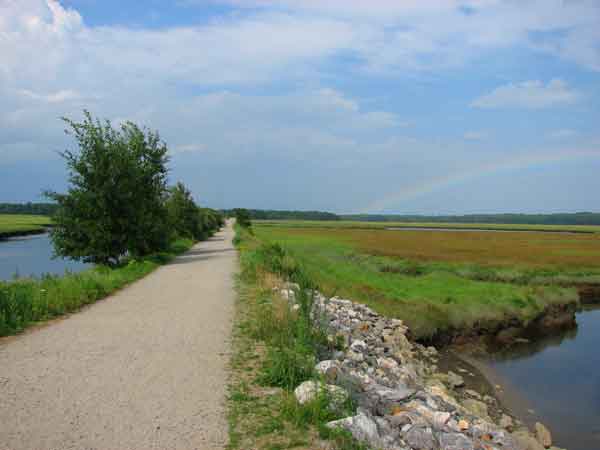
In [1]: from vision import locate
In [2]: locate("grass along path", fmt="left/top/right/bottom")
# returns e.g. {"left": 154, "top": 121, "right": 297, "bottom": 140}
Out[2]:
{"left": 0, "top": 238, "right": 193, "bottom": 336}
{"left": 228, "top": 225, "right": 366, "bottom": 450}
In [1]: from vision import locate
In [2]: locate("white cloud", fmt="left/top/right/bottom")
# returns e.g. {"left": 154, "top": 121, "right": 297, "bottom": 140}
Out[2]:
{"left": 17, "top": 89, "right": 83, "bottom": 103}
{"left": 212, "top": 0, "right": 600, "bottom": 72}
{"left": 471, "top": 79, "right": 580, "bottom": 109}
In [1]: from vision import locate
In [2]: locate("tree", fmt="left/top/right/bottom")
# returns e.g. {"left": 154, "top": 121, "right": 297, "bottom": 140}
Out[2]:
{"left": 46, "top": 111, "right": 170, "bottom": 266}
{"left": 166, "top": 182, "right": 201, "bottom": 239}
{"left": 233, "top": 208, "right": 252, "bottom": 228}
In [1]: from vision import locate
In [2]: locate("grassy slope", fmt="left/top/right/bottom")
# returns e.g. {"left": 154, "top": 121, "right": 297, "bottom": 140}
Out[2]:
{"left": 228, "top": 226, "right": 365, "bottom": 450}
{"left": 0, "top": 214, "right": 52, "bottom": 237}
{"left": 0, "top": 239, "right": 193, "bottom": 336}
{"left": 254, "top": 225, "right": 585, "bottom": 339}
{"left": 256, "top": 219, "right": 600, "bottom": 234}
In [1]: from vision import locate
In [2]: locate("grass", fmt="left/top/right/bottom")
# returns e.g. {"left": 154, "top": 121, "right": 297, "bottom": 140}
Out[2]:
{"left": 0, "top": 214, "right": 52, "bottom": 238}
{"left": 256, "top": 219, "right": 600, "bottom": 234}
{"left": 228, "top": 225, "right": 367, "bottom": 450}
{"left": 250, "top": 224, "right": 597, "bottom": 339}
{"left": 0, "top": 238, "right": 193, "bottom": 336}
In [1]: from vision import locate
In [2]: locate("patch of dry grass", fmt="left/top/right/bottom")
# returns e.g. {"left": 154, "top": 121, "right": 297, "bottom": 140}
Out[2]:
{"left": 262, "top": 226, "right": 600, "bottom": 269}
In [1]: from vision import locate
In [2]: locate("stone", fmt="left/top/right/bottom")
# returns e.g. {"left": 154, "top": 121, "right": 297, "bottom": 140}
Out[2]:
{"left": 432, "top": 411, "right": 451, "bottom": 429}
{"left": 534, "top": 422, "right": 552, "bottom": 448}
{"left": 463, "top": 399, "right": 488, "bottom": 418}
{"left": 447, "top": 371, "right": 465, "bottom": 388}
{"left": 388, "top": 411, "right": 413, "bottom": 427}
{"left": 404, "top": 426, "right": 437, "bottom": 450}
{"left": 315, "top": 360, "right": 340, "bottom": 382}
{"left": 464, "top": 389, "right": 482, "bottom": 400}
{"left": 294, "top": 380, "right": 348, "bottom": 409}
{"left": 499, "top": 414, "right": 514, "bottom": 431}
{"left": 458, "top": 419, "right": 470, "bottom": 431}
{"left": 513, "top": 430, "right": 545, "bottom": 450}
{"left": 350, "top": 339, "right": 368, "bottom": 352}
{"left": 348, "top": 350, "right": 365, "bottom": 363}
{"left": 438, "top": 432, "right": 475, "bottom": 450}
{"left": 326, "top": 412, "right": 380, "bottom": 444}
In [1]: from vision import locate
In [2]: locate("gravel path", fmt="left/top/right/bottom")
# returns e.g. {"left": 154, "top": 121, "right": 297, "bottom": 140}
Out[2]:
{"left": 0, "top": 223, "right": 237, "bottom": 450}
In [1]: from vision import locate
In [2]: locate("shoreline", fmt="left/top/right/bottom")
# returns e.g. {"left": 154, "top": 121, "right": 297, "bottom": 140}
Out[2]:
{"left": 0, "top": 228, "right": 48, "bottom": 241}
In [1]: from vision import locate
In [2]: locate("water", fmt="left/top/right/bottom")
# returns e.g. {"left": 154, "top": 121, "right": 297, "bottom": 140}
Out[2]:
{"left": 481, "top": 308, "right": 600, "bottom": 450}
{"left": 0, "top": 233, "right": 89, "bottom": 281}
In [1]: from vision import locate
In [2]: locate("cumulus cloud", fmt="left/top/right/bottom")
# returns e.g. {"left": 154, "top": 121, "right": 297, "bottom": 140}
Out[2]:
{"left": 471, "top": 79, "right": 580, "bottom": 109}
{"left": 210, "top": 0, "right": 600, "bottom": 72}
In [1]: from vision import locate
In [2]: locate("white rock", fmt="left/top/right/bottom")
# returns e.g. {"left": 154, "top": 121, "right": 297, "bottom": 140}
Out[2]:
{"left": 293, "top": 380, "right": 348, "bottom": 407}
{"left": 315, "top": 360, "right": 341, "bottom": 382}
{"left": 327, "top": 412, "right": 380, "bottom": 444}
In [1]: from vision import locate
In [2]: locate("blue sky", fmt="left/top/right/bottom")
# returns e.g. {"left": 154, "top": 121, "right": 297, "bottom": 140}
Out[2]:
{"left": 1, "top": 0, "right": 599, "bottom": 214}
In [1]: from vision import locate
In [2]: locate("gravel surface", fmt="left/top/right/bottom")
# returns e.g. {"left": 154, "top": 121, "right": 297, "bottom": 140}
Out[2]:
{"left": 0, "top": 223, "right": 237, "bottom": 450}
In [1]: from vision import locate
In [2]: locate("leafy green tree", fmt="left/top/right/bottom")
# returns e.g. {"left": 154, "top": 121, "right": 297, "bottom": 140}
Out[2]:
{"left": 46, "top": 111, "right": 170, "bottom": 266}
{"left": 166, "top": 182, "right": 201, "bottom": 239}
{"left": 233, "top": 208, "right": 252, "bottom": 228}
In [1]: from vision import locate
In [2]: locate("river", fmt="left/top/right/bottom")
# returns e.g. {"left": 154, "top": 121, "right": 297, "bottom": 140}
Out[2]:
{"left": 475, "top": 307, "right": 600, "bottom": 450}
{"left": 0, "top": 233, "right": 89, "bottom": 281}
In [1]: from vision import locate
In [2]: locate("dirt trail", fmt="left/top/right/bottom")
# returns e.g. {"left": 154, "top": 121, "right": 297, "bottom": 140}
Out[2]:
{"left": 0, "top": 222, "right": 237, "bottom": 450}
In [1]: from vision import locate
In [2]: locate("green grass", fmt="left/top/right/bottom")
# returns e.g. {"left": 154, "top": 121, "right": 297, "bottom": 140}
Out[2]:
{"left": 0, "top": 214, "right": 52, "bottom": 238}
{"left": 228, "top": 225, "right": 366, "bottom": 450}
{"left": 0, "top": 238, "right": 193, "bottom": 336}
{"left": 256, "top": 219, "right": 600, "bottom": 234}
{"left": 252, "top": 225, "right": 581, "bottom": 340}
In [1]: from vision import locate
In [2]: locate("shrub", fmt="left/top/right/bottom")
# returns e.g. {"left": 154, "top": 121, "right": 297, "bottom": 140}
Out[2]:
{"left": 46, "top": 111, "right": 170, "bottom": 266}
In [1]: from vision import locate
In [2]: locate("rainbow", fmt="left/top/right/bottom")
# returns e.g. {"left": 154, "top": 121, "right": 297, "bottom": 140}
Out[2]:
{"left": 359, "top": 148, "right": 600, "bottom": 213}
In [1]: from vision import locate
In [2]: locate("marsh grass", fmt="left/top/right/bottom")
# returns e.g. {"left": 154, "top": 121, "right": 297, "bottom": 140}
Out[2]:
{"left": 256, "top": 219, "right": 600, "bottom": 234}
{"left": 252, "top": 225, "right": 587, "bottom": 339}
{"left": 0, "top": 214, "right": 52, "bottom": 238}
{"left": 0, "top": 238, "right": 193, "bottom": 336}
{"left": 228, "top": 226, "right": 365, "bottom": 450}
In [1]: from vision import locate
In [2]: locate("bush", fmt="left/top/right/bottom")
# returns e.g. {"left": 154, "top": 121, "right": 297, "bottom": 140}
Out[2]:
{"left": 46, "top": 111, "right": 170, "bottom": 266}
{"left": 234, "top": 208, "right": 252, "bottom": 228}
{"left": 166, "top": 182, "right": 203, "bottom": 240}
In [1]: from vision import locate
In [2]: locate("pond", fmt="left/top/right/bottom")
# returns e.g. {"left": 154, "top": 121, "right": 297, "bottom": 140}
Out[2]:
{"left": 0, "top": 233, "right": 89, "bottom": 281}
{"left": 478, "top": 307, "right": 600, "bottom": 450}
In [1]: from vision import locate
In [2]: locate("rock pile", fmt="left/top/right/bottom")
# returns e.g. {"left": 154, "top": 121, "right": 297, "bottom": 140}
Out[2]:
{"left": 281, "top": 285, "right": 564, "bottom": 450}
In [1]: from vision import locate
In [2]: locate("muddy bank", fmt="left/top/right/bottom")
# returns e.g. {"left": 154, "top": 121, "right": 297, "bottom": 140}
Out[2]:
{"left": 420, "top": 300, "right": 580, "bottom": 348}
{"left": 0, "top": 228, "right": 48, "bottom": 241}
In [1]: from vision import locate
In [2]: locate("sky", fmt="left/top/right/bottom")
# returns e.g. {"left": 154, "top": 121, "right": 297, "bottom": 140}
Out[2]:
{"left": 1, "top": 0, "right": 599, "bottom": 214}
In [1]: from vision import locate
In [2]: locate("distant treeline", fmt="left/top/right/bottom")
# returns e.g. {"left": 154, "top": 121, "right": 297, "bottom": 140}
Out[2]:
{"left": 223, "top": 209, "right": 340, "bottom": 221}
{"left": 341, "top": 212, "right": 600, "bottom": 226}
{"left": 0, "top": 203, "right": 58, "bottom": 216}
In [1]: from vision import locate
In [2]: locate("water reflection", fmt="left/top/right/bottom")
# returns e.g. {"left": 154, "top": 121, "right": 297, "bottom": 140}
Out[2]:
{"left": 0, "top": 233, "right": 89, "bottom": 281}
{"left": 487, "top": 325, "right": 579, "bottom": 362}
{"left": 481, "top": 306, "right": 600, "bottom": 450}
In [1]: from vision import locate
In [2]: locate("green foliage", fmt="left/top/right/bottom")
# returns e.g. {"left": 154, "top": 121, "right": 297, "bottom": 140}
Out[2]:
{"left": 46, "top": 111, "right": 170, "bottom": 266}
{"left": 233, "top": 208, "right": 252, "bottom": 228}
{"left": 0, "top": 239, "right": 193, "bottom": 336}
{"left": 166, "top": 182, "right": 203, "bottom": 240}
{"left": 0, "top": 203, "right": 58, "bottom": 216}
{"left": 235, "top": 209, "right": 252, "bottom": 228}
{"left": 223, "top": 208, "right": 340, "bottom": 221}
